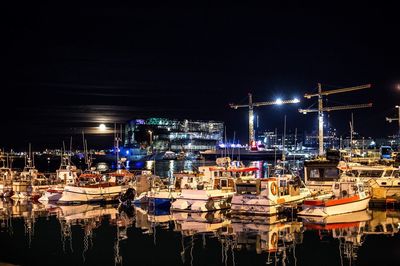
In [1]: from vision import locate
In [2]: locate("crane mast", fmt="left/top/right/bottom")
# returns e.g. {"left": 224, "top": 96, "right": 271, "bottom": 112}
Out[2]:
{"left": 299, "top": 83, "right": 372, "bottom": 156}
{"left": 230, "top": 93, "right": 300, "bottom": 147}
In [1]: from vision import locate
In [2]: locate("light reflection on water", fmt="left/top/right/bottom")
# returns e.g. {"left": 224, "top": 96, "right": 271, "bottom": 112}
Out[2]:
{"left": 0, "top": 201, "right": 400, "bottom": 266}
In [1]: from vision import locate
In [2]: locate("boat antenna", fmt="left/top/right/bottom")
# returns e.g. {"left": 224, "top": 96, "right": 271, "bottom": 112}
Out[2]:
{"left": 231, "top": 131, "right": 236, "bottom": 161}
{"left": 70, "top": 136, "right": 73, "bottom": 161}
{"left": 274, "top": 128, "right": 277, "bottom": 166}
{"left": 349, "top": 113, "right": 354, "bottom": 161}
{"left": 282, "top": 115, "right": 286, "bottom": 162}
{"left": 224, "top": 126, "right": 227, "bottom": 158}
{"left": 294, "top": 127, "right": 297, "bottom": 163}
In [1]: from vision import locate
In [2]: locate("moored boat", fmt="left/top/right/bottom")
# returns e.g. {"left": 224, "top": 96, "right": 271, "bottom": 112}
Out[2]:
{"left": 231, "top": 173, "right": 316, "bottom": 216}
{"left": 171, "top": 158, "right": 257, "bottom": 212}
{"left": 298, "top": 176, "right": 371, "bottom": 217}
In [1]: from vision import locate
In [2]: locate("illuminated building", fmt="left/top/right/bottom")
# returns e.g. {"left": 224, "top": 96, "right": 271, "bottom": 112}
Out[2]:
{"left": 124, "top": 118, "right": 224, "bottom": 152}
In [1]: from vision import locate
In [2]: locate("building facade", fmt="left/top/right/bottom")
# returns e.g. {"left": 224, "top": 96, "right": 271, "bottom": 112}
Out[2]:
{"left": 124, "top": 118, "right": 224, "bottom": 152}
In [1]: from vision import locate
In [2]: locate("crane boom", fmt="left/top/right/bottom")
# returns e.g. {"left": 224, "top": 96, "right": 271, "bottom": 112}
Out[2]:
{"left": 253, "top": 99, "right": 299, "bottom": 107}
{"left": 229, "top": 93, "right": 300, "bottom": 146}
{"left": 299, "top": 103, "right": 373, "bottom": 114}
{"left": 305, "top": 84, "right": 371, "bottom": 98}
{"left": 300, "top": 82, "right": 372, "bottom": 156}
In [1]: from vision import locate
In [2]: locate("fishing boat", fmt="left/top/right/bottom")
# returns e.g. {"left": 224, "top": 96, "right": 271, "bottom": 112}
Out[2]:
{"left": 128, "top": 172, "right": 171, "bottom": 207}
{"left": 231, "top": 173, "right": 318, "bottom": 216}
{"left": 171, "top": 158, "right": 257, "bottom": 212}
{"left": 298, "top": 175, "right": 371, "bottom": 217}
{"left": 58, "top": 128, "right": 133, "bottom": 204}
{"left": 12, "top": 146, "right": 50, "bottom": 200}
{"left": 0, "top": 155, "right": 15, "bottom": 197}
{"left": 58, "top": 174, "right": 126, "bottom": 204}
{"left": 39, "top": 152, "right": 79, "bottom": 202}
{"left": 340, "top": 163, "right": 400, "bottom": 197}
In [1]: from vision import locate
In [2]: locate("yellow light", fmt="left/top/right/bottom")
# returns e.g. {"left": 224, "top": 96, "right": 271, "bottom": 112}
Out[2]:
{"left": 99, "top": 124, "right": 107, "bottom": 131}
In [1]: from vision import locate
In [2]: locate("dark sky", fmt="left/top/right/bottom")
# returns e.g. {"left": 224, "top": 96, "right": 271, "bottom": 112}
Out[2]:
{"left": 3, "top": 4, "right": 400, "bottom": 150}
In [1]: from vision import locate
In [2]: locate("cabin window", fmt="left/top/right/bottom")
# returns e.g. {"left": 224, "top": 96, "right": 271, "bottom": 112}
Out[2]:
{"left": 220, "top": 179, "right": 228, "bottom": 187}
{"left": 325, "top": 168, "right": 339, "bottom": 179}
{"left": 381, "top": 182, "right": 387, "bottom": 185}
{"left": 359, "top": 170, "right": 384, "bottom": 178}
{"left": 310, "top": 169, "right": 320, "bottom": 178}
{"left": 384, "top": 170, "right": 393, "bottom": 177}
{"left": 393, "top": 171, "right": 400, "bottom": 178}
{"left": 236, "top": 184, "right": 257, "bottom": 194}
{"left": 214, "top": 172, "right": 218, "bottom": 177}
{"left": 308, "top": 167, "right": 338, "bottom": 181}
{"left": 334, "top": 183, "right": 340, "bottom": 189}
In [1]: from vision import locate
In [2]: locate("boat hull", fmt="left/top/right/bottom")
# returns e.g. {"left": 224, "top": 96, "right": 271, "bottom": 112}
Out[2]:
{"left": 299, "top": 196, "right": 371, "bottom": 217}
{"left": 171, "top": 189, "right": 233, "bottom": 212}
{"left": 231, "top": 192, "right": 310, "bottom": 216}
{"left": 38, "top": 189, "right": 63, "bottom": 202}
{"left": 58, "top": 185, "right": 124, "bottom": 204}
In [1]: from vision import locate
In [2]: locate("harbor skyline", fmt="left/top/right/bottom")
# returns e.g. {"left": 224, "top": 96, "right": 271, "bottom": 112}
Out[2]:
{"left": 4, "top": 4, "right": 400, "bottom": 149}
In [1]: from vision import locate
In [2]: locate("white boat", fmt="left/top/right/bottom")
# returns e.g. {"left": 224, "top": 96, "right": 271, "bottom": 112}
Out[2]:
{"left": 171, "top": 158, "right": 258, "bottom": 212}
{"left": 231, "top": 174, "right": 318, "bottom": 216}
{"left": 39, "top": 154, "right": 79, "bottom": 202}
{"left": 58, "top": 173, "right": 126, "bottom": 204}
{"left": 340, "top": 163, "right": 400, "bottom": 197}
{"left": 298, "top": 176, "right": 371, "bottom": 217}
{"left": 12, "top": 146, "right": 50, "bottom": 200}
{"left": 304, "top": 158, "right": 400, "bottom": 197}
{"left": 133, "top": 171, "right": 209, "bottom": 209}
{"left": 0, "top": 166, "right": 14, "bottom": 197}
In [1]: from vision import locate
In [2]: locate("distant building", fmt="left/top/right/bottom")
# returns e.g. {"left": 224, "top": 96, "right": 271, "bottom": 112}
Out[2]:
{"left": 124, "top": 118, "right": 224, "bottom": 152}
{"left": 258, "top": 131, "right": 303, "bottom": 150}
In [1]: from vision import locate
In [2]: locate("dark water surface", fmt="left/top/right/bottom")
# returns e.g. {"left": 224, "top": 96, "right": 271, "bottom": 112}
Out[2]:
{"left": 2, "top": 159, "right": 400, "bottom": 265}
{"left": 1, "top": 202, "right": 400, "bottom": 266}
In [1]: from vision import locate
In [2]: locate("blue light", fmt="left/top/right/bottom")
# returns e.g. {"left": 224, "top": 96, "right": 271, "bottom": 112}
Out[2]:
{"left": 126, "top": 150, "right": 130, "bottom": 155}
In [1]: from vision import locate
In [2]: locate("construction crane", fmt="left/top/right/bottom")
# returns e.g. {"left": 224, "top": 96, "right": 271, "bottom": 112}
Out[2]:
{"left": 299, "top": 83, "right": 372, "bottom": 156}
{"left": 230, "top": 93, "right": 300, "bottom": 147}
{"left": 386, "top": 105, "right": 400, "bottom": 136}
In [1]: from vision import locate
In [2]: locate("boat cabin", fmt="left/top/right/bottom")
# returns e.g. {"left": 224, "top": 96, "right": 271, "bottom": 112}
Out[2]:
{"left": 345, "top": 165, "right": 400, "bottom": 179}
{"left": 304, "top": 160, "right": 340, "bottom": 183}
{"left": 332, "top": 179, "right": 366, "bottom": 198}
{"left": 235, "top": 176, "right": 301, "bottom": 198}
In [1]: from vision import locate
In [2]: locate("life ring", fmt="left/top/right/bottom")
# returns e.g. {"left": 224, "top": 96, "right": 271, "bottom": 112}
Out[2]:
{"left": 270, "top": 182, "right": 278, "bottom": 196}
{"left": 270, "top": 232, "right": 278, "bottom": 247}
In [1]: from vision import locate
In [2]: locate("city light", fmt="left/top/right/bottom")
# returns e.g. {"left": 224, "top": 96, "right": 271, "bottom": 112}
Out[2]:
{"left": 293, "top": 98, "right": 300, "bottom": 103}
{"left": 275, "top": 98, "right": 283, "bottom": 105}
{"left": 99, "top": 124, "right": 107, "bottom": 131}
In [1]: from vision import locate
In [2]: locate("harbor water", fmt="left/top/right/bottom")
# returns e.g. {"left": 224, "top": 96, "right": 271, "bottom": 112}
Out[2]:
{"left": 1, "top": 159, "right": 400, "bottom": 265}
{"left": 1, "top": 202, "right": 400, "bottom": 265}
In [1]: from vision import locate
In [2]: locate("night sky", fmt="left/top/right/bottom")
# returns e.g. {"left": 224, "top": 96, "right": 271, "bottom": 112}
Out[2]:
{"left": 4, "top": 4, "right": 400, "bottom": 150}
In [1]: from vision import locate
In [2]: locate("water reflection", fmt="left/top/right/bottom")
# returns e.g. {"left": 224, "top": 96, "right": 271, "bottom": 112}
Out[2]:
{"left": 1, "top": 201, "right": 400, "bottom": 265}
